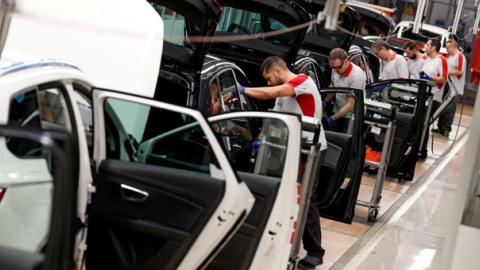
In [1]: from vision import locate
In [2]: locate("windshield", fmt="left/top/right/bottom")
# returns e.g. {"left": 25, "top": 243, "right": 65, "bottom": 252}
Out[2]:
{"left": 358, "top": 18, "right": 390, "bottom": 37}
{"left": 307, "top": 12, "right": 353, "bottom": 46}
{"left": 149, "top": 2, "right": 201, "bottom": 55}
{"left": 398, "top": 28, "right": 441, "bottom": 44}
{"left": 216, "top": 7, "right": 293, "bottom": 51}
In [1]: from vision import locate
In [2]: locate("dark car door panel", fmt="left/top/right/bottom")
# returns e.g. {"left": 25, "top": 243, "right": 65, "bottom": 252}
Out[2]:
{"left": 207, "top": 172, "right": 280, "bottom": 270}
{"left": 317, "top": 89, "right": 365, "bottom": 223}
{"left": 365, "top": 80, "right": 431, "bottom": 180}
{"left": 86, "top": 160, "right": 225, "bottom": 269}
{"left": 317, "top": 131, "right": 352, "bottom": 207}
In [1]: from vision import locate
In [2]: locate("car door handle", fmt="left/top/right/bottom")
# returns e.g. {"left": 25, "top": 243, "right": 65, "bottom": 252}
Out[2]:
{"left": 120, "top": 184, "right": 149, "bottom": 203}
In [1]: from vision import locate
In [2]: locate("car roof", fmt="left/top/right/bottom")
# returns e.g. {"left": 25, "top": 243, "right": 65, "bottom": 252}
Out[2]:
{"left": 1, "top": 0, "right": 164, "bottom": 99}
{"left": 396, "top": 21, "right": 449, "bottom": 35}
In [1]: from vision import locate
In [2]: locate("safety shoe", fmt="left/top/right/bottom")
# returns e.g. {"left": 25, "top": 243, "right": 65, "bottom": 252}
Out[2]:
{"left": 441, "top": 130, "right": 450, "bottom": 137}
{"left": 431, "top": 128, "right": 442, "bottom": 134}
{"left": 298, "top": 255, "right": 323, "bottom": 270}
{"left": 418, "top": 150, "right": 427, "bottom": 160}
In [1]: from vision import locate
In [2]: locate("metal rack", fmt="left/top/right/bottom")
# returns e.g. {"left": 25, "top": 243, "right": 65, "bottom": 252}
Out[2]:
{"left": 358, "top": 100, "right": 397, "bottom": 222}
{"left": 287, "top": 116, "right": 323, "bottom": 270}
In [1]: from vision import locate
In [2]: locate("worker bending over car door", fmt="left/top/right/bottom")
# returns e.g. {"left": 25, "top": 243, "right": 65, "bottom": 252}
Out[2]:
{"left": 324, "top": 48, "right": 366, "bottom": 134}
{"left": 239, "top": 56, "right": 327, "bottom": 270}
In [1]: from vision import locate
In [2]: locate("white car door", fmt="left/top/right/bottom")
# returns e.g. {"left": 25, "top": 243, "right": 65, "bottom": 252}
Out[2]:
{"left": 205, "top": 111, "right": 303, "bottom": 270}
{"left": 0, "top": 63, "right": 86, "bottom": 270}
{"left": 85, "top": 89, "right": 256, "bottom": 270}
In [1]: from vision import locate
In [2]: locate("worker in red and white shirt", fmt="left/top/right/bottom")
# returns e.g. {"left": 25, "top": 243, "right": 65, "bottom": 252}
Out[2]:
{"left": 433, "top": 39, "right": 467, "bottom": 137}
{"left": 419, "top": 38, "right": 448, "bottom": 158}
{"left": 241, "top": 56, "right": 327, "bottom": 269}
{"left": 325, "top": 48, "right": 366, "bottom": 133}
{"left": 371, "top": 39, "right": 408, "bottom": 80}
{"left": 404, "top": 41, "right": 428, "bottom": 79}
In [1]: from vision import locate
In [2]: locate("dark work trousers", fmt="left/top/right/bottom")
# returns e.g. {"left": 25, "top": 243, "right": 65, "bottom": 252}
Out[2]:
{"left": 437, "top": 95, "right": 462, "bottom": 132}
{"left": 302, "top": 149, "right": 327, "bottom": 259}
{"left": 421, "top": 100, "right": 440, "bottom": 156}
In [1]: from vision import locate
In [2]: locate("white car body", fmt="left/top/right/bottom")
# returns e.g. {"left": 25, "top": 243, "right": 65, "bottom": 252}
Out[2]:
{"left": 0, "top": 0, "right": 165, "bottom": 254}
{"left": 0, "top": 0, "right": 306, "bottom": 269}
{"left": 393, "top": 21, "right": 456, "bottom": 54}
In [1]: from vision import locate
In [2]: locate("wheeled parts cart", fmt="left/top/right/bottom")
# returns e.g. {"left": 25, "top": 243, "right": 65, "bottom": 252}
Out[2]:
{"left": 358, "top": 100, "right": 397, "bottom": 222}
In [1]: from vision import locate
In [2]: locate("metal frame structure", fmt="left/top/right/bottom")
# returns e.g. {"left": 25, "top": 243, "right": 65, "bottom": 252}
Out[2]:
{"left": 288, "top": 116, "right": 323, "bottom": 269}
{"left": 358, "top": 100, "right": 397, "bottom": 222}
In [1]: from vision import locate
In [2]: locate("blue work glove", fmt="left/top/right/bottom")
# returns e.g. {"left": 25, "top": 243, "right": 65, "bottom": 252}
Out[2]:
{"left": 420, "top": 73, "right": 432, "bottom": 80}
{"left": 327, "top": 116, "right": 334, "bottom": 126}
{"left": 322, "top": 99, "right": 327, "bottom": 107}
{"left": 237, "top": 83, "right": 246, "bottom": 94}
{"left": 252, "top": 138, "right": 260, "bottom": 154}
{"left": 230, "top": 88, "right": 236, "bottom": 96}
{"left": 373, "top": 84, "right": 387, "bottom": 91}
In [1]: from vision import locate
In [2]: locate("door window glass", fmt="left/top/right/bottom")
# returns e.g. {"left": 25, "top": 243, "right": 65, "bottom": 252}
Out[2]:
{"left": 149, "top": 2, "right": 201, "bottom": 54}
{"left": 104, "top": 98, "right": 215, "bottom": 174}
{"left": 211, "top": 70, "right": 243, "bottom": 114}
{"left": 7, "top": 87, "right": 70, "bottom": 157}
{"left": 210, "top": 117, "right": 287, "bottom": 178}
{"left": 233, "top": 70, "right": 258, "bottom": 111}
{"left": 217, "top": 7, "right": 292, "bottom": 52}
{"left": 0, "top": 133, "right": 55, "bottom": 254}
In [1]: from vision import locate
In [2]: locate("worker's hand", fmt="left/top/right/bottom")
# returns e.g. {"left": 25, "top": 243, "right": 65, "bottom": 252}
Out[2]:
{"left": 252, "top": 138, "right": 261, "bottom": 154}
{"left": 230, "top": 89, "right": 236, "bottom": 96}
{"left": 327, "top": 116, "right": 334, "bottom": 126}
{"left": 419, "top": 73, "right": 432, "bottom": 81}
{"left": 373, "top": 84, "right": 387, "bottom": 91}
{"left": 322, "top": 99, "right": 327, "bottom": 107}
{"left": 237, "top": 83, "right": 246, "bottom": 94}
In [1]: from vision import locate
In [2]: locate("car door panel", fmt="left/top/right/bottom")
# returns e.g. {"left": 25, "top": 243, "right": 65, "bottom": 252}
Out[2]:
{"left": 91, "top": 160, "right": 224, "bottom": 230}
{"left": 317, "top": 131, "right": 352, "bottom": 207}
{"left": 317, "top": 89, "right": 365, "bottom": 224}
{"left": 87, "top": 91, "right": 254, "bottom": 270}
{"left": 207, "top": 172, "right": 281, "bottom": 270}
{"left": 365, "top": 80, "right": 429, "bottom": 180}
{"left": 206, "top": 112, "right": 302, "bottom": 270}
{"left": 0, "top": 126, "right": 77, "bottom": 270}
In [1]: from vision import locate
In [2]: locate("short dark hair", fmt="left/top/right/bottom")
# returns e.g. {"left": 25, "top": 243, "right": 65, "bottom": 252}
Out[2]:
{"left": 260, "top": 56, "right": 287, "bottom": 74}
{"left": 404, "top": 41, "right": 418, "bottom": 51}
{"left": 328, "top": 48, "right": 348, "bottom": 63}
{"left": 446, "top": 39, "right": 458, "bottom": 48}
{"left": 371, "top": 39, "right": 390, "bottom": 51}
{"left": 428, "top": 38, "right": 441, "bottom": 52}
